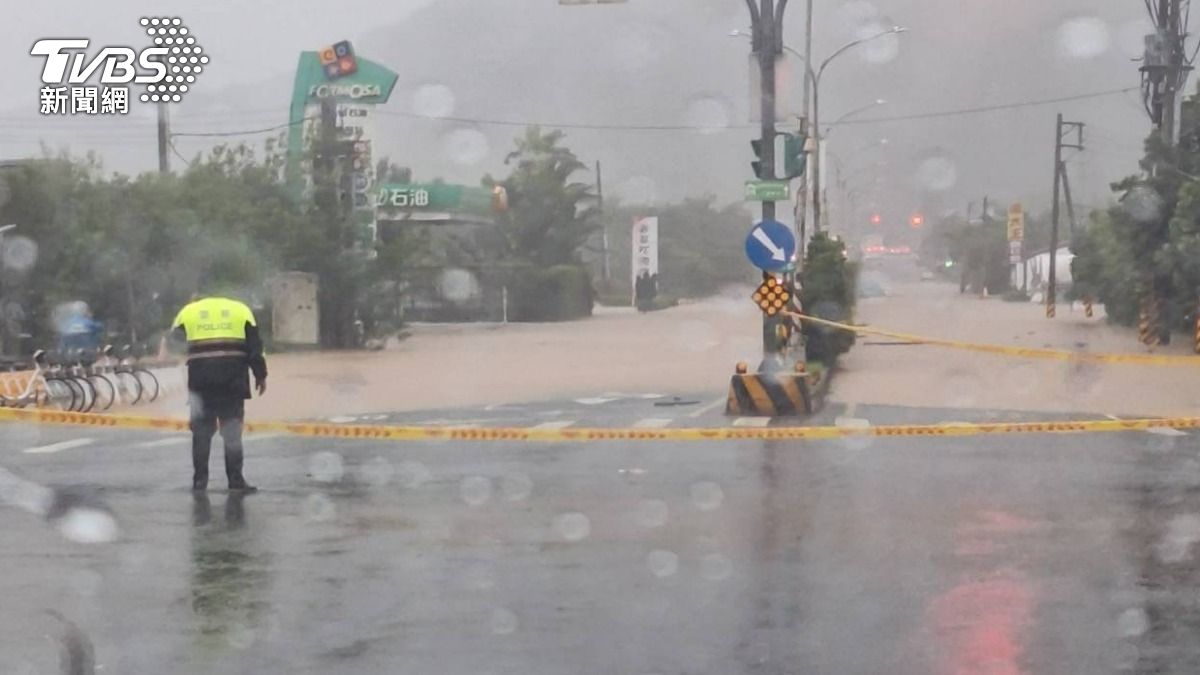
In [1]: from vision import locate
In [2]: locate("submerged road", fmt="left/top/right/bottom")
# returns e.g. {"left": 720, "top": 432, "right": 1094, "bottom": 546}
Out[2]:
{"left": 1, "top": 399, "right": 1198, "bottom": 674}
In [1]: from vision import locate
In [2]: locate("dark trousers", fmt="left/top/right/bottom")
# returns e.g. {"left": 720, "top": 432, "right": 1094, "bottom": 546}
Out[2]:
{"left": 190, "top": 392, "right": 246, "bottom": 487}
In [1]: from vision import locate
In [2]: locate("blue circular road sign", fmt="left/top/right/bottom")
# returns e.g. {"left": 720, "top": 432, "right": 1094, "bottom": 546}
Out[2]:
{"left": 744, "top": 219, "right": 797, "bottom": 271}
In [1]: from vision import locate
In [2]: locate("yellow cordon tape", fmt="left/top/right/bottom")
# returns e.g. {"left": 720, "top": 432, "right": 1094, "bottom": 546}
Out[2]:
{"left": 789, "top": 312, "right": 1200, "bottom": 367}
{"left": 0, "top": 406, "right": 1196, "bottom": 442}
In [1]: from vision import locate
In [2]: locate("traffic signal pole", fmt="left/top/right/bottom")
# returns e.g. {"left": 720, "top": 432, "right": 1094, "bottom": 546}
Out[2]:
{"left": 747, "top": 0, "right": 789, "bottom": 362}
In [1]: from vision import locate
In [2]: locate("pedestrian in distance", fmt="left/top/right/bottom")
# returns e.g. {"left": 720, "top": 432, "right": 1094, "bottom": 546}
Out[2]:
{"left": 172, "top": 293, "right": 267, "bottom": 492}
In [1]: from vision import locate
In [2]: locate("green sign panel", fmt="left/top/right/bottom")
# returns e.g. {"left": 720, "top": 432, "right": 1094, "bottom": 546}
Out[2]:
{"left": 376, "top": 184, "right": 494, "bottom": 215}
{"left": 745, "top": 180, "right": 791, "bottom": 202}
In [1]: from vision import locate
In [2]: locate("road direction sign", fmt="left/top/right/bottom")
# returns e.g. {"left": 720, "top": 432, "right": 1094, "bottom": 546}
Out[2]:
{"left": 745, "top": 220, "right": 797, "bottom": 271}
{"left": 745, "top": 180, "right": 790, "bottom": 202}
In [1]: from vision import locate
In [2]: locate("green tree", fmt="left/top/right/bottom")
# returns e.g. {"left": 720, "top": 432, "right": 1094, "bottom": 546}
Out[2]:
{"left": 801, "top": 233, "right": 857, "bottom": 364}
{"left": 487, "top": 127, "right": 598, "bottom": 266}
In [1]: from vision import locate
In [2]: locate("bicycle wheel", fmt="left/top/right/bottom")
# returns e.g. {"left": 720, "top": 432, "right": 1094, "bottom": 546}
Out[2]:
{"left": 114, "top": 370, "right": 142, "bottom": 405}
{"left": 46, "top": 377, "right": 79, "bottom": 411}
{"left": 134, "top": 368, "right": 160, "bottom": 403}
{"left": 87, "top": 374, "right": 116, "bottom": 411}
{"left": 73, "top": 376, "right": 96, "bottom": 413}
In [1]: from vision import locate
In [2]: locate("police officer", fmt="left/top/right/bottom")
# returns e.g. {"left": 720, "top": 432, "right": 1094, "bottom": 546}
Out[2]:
{"left": 172, "top": 295, "right": 267, "bottom": 492}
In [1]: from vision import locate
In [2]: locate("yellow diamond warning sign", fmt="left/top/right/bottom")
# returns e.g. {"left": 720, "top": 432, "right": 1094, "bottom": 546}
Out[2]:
{"left": 752, "top": 276, "right": 791, "bottom": 316}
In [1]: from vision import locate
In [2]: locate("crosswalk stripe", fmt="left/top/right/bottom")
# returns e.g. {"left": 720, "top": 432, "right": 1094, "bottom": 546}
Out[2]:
{"left": 531, "top": 420, "right": 576, "bottom": 430}
{"left": 23, "top": 438, "right": 95, "bottom": 454}
{"left": 134, "top": 436, "right": 189, "bottom": 448}
{"left": 732, "top": 417, "right": 770, "bottom": 428}
{"left": 633, "top": 418, "right": 673, "bottom": 428}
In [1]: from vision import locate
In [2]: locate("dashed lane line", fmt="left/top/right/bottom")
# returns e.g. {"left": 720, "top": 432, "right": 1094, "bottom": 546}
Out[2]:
{"left": 23, "top": 438, "right": 95, "bottom": 454}
{"left": 530, "top": 420, "right": 576, "bottom": 430}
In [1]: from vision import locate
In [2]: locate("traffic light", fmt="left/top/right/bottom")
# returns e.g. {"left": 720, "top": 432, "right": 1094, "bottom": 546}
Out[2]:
{"left": 910, "top": 213, "right": 924, "bottom": 228}
{"left": 751, "top": 139, "right": 765, "bottom": 178}
{"left": 783, "top": 132, "right": 807, "bottom": 179}
{"left": 870, "top": 213, "right": 882, "bottom": 225}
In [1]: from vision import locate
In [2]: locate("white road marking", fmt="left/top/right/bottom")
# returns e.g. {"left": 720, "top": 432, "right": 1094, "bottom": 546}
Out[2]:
{"left": 732, "top": 417, "right": 770, "bottom": 427}
{"left": 633, "top": 418, "right": 673, "bottom": 428}
{"left": 328, "top": 416, "right": 358, "bottom": 424}
{"left": 133, "top": 436, "right": 188, "bottom": 449}
{"left": 531, "top": 420, "right": 576, "bottom": 430}
{"left": 834, "top": 416, "right": 871, "bottom": 430}
{"left": 1146, "top": 427, "right": 1187, "bottom": 437}
{"left": 688, "top": 397, "right": 728, "bottom": 418}
{"left": 244, "top": 433, "right": 286, "bottom": 442}
{"left": 23, "top": 438, "right": 95, "bottom": 454}
{"left": 575, "top": 397, "right": 618, "bottom": 406}
{"left": 1104, "top": 414, "right": 1122, "bottom": 421}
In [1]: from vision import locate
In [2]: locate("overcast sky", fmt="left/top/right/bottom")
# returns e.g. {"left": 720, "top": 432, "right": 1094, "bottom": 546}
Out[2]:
{"left": 0, "top": 0, "right": 1178, "bottom": 232}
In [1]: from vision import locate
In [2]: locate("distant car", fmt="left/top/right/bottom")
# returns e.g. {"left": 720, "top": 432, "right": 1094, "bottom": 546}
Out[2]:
{"left": 920, "top": 271, "right": 935, "bottom": 281}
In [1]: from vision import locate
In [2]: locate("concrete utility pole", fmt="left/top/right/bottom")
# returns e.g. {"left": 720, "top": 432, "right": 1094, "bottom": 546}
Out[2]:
{"left": 156, "top": 102, "right": 170, "bottom": 174}
{"left": 1047, "top": 113, "right": 1084, "bottom": 319}
{"left": 1138, "top": 0, "right": 1190, "bottom": 344}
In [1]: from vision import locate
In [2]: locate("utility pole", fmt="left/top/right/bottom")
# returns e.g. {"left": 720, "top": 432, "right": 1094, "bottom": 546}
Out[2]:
{"left": 156, "top": 102, "right": 170, "bottom": 174}
{"left": 1139, "top": 0, "right": 1191, "bottom": 345}
{"left": 1047, "top": 113, "right": 1085, "bottom": 319}
{"left": 1061, "top": 163, "right": 1077, "bottom": 233}
{"left": 795, "top": 0, "right": 813, "bottom": 254}
{"left": 596, "top": 160, "right": 609, "bottom": 284}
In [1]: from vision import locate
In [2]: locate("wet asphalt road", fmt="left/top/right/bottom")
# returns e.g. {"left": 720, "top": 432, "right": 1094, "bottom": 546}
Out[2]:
{"left": 1, "top": 398, "right": 1199, "bottom": 674}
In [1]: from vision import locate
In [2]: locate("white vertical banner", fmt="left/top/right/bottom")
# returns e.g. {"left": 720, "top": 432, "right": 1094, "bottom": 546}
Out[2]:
{"left": 631, "top": 216, "right": 659, "bottom": 302}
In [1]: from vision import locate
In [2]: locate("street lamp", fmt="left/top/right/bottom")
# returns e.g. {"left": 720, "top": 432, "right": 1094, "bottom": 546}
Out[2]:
{"left": 826, "top": 99, "right": 887, "bottom": 135}
{"left": 810, "top": 26, "right": 907, "bottom": 233}
{"left": 730, "top": 26, "right": 907, "bottom": 232}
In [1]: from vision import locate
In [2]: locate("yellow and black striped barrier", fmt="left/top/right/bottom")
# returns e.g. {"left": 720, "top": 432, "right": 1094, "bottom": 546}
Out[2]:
{"left": 725, "top": 370, "right": 812, "bottom": 417}
{"left": 0, "top": 405, "right": 1197, "bottom": 443}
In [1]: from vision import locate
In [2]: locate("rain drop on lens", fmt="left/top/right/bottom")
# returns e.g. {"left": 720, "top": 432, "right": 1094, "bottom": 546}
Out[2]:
{"left": 461, "top": 476, "right": 492, "bottom": 506}
{"left": 553, "top": 512, "right": 591, "bottom": 541}
{"left": 1056, "top": 16, "right": 1111, "bottom": 60}
{"left": 55, "top": 506, "right": 119, "bottom": 544}
{"left": 915, "top": 155, "right": 958, "bottom": 192}
{"left": 412, "top": 83, "right": 456, "bottom": 117}
{"left": 690, "top": 481, "right": 725, "bottom": 511}
{"left": 501, "top": 472, "right": 533, "bottom": 501}
{"left": 647, "top": 549, "right": 679, "bottom": 578}
{"left": 490, "top": 608, "right": 519, "bottom": 635}
{"left": 308, "top": 451, "right": 344, "bottom": 483}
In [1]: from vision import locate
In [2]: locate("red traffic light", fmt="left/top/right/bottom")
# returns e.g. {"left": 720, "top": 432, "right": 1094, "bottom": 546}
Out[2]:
{"left": 910, "top": 214, "right": 924, "bottom": 228}
{"left": 870, "top": 214, "right": 882, "bottom": 225}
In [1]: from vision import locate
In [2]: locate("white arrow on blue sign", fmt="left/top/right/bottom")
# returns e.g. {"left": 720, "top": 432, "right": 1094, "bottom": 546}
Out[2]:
{"left": 744, "top": 220, "right": 797, "bottom": 271}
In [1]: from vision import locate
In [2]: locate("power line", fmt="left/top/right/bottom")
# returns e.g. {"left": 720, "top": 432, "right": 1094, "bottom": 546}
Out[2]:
{"left": 170, "top": 118, "right": 312, "bottom": 138}
{"left": 835, "top": 87, "right": 1141, "bottom": 126}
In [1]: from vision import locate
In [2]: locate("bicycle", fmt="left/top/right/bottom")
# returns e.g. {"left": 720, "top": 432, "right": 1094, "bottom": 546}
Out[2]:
{"left": 0, "top": 350, "right": 77, "bottom": 411}
{"left": 72, "top": 348, "right": 115, "bottom": 412}
{"left": 98, "top": 344, "right": 142, "bottom": 405}
{"left": 120, "top": 344, "right": 160, "bottom": 403}
{"left": 47, "top": 351, "right": 95, "bottom": 412}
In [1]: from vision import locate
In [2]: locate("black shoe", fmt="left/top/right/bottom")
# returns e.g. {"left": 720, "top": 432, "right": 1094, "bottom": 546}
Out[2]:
{"left": 227, "top": 480, "right": 258, "bottom": 493}
{"left": 192, "top": 478, "right": 208, "bottom": 491}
